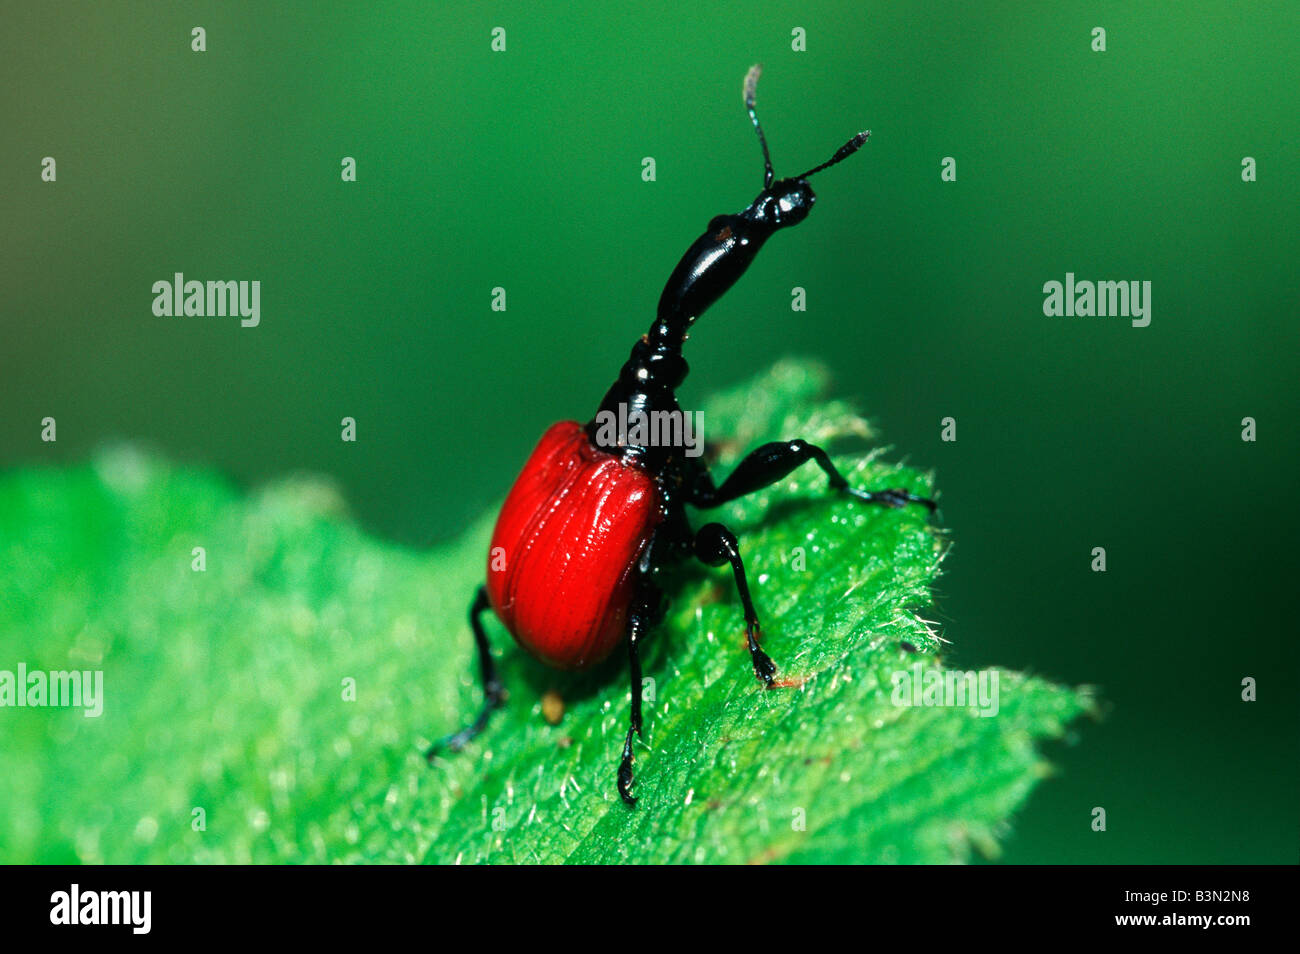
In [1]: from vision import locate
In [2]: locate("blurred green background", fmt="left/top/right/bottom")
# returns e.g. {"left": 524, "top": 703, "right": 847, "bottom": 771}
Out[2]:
{"left": 2, "top": 1, "right": 1296, "bottom": 863}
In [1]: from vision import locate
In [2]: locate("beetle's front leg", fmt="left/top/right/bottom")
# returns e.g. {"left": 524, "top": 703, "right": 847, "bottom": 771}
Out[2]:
{"left": 425, "top": 585, "right": 506, "bottom": 759}
{"left": 617, "top": 577, "right": 662, "bottom": 806}
{"left": 691, "top": 439, "right": 936, "bottom": 514}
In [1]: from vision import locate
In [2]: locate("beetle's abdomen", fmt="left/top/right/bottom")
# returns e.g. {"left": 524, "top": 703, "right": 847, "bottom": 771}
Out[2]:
{"left": 486, "top": 421, "right": 662, "bottom": 670}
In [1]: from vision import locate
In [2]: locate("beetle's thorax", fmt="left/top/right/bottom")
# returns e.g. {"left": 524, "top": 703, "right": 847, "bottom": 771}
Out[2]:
{"left": 588, "top": 333, "right": 689, "bottom": 474}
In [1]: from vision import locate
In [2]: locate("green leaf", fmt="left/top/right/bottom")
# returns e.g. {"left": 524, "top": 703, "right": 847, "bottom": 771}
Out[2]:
{"left": 0, "top": 360, "right": 1088, "bottom": 864}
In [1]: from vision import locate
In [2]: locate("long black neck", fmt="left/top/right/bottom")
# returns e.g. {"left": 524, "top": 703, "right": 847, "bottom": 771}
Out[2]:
{"left": 590, "top": 205, "right": 783, "bottom": 429}
{"left": 586, "top": 173, "right": 817, "bottom": 468}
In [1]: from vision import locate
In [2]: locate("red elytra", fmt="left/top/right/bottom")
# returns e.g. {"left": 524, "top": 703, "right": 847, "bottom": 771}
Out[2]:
{"left": 485, "top": 421, "right": 664, "bottom": 669}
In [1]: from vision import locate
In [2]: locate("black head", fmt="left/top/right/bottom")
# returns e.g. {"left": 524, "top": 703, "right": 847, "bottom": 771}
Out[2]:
{"left": 744, "top": 176, "right": 816, "bottom": 229}
{"left": 739, "top": 64, "right": 868, "bottom": 232}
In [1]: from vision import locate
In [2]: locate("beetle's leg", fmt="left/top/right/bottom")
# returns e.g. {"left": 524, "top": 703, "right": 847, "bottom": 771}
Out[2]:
{"left": 425, "top": 585, "right": 505, "bottom": 760}
{"left": 693, "top": 522, "right": 776, "bottom": 687}
{"left": 691, "top": 439, "right": 936, "bottom": 514}
{"left": 618, "top": 579, "right": 661, "bottom": 807}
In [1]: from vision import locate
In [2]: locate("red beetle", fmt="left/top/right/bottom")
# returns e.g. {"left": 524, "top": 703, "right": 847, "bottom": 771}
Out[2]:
{"left": 427, "top": 67, "right": 935, "bottom": 804}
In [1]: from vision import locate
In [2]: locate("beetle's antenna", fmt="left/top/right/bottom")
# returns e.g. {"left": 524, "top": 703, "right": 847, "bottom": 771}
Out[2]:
{"left": 743, "top": 64, "right": 775, "bottom": 189}
{"left": 796, "top": 130, "right": 870, "bottom": 179}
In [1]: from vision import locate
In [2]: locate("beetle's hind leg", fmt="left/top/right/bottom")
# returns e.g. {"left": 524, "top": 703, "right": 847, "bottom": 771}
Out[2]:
{"left": 693, "top": 522, "right": 776, "bottom": 687}
{"left": 692, "top": 439, "right": 936, "bottom": 515}
{"left": 425, "top": 585, "right": 506, "bottom": 760}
